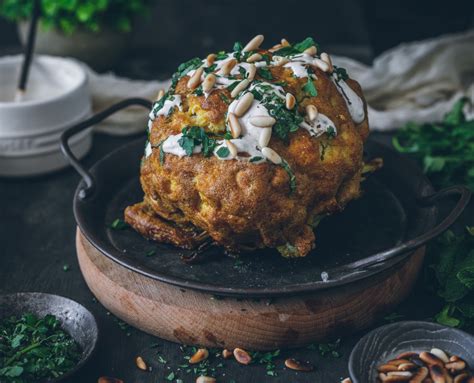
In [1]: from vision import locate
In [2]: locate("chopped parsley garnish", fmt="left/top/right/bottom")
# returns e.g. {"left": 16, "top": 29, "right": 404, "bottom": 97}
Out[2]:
{"left": 178, "top": 126, "right": 217, "bottom": 157}
{"left": 258, "top": 67, "right": 273, "bottom": 80}
{"left": 302, "top": 68, "right": 318, "bottom": 96}
{"left": 216, "top": 146, "right": 230, "bottom": 158}
{"left": 249, "top": 156, "right": 263, "bottom": 162}
{"left": 333, "top": 65, "right": 349, "bottom": 81}
{"left": 159, "top": 141, "right": 165, "bottom": 165}
{"left": 171, "top": 57, "right": 203, "bottom": 89}
{"left": 281, "top": 159, "right": 297, "bottom": 193}
{"left": 193, "top": 86, "right": 204, "bottom": 96}
{"left": 326, "top": 126, "right": 336, "bottom": 138}
{"left": 226, "top": 80, "right": 240, "bottom": 92}
{"left": 215, "top": 50, "right": 227, "bottom": 60}
{"left": 233, "top": 41, "right": 243, "bottom": 52}
{"left": 263, "top": 93, "right": 303, "bottom": 141}
{"left": 303, "top": 77, "right": 318, "bottom": 97}
{"left": 219, "top": 93, "right": 230, "bottom": 104}
{"left": 0, "top": 313, "right": 82, "bottom": 382}
{"left": 273, "top": 36, "right": 319, "bottom": 56}
{"left": 238, "top": 66, "right": 247, "bottom": 78}
{"left": 110, "top": 218, "right": 128, "bottom": 230}
{"left": 204, "top": 63, "right": 217, "bottom": 73}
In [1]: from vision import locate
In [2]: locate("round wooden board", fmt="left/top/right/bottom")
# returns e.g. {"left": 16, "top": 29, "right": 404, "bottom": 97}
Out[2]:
{"left": 76, "top": 228, "right": 425, "bottom": 350}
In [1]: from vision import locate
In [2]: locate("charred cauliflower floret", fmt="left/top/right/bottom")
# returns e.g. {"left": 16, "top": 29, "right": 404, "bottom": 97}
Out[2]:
{"left": 125, "top": 35, "right": 370, "bottom": 258}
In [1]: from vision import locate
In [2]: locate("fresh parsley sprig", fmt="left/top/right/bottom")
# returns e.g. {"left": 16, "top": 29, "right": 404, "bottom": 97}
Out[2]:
{"left": 393, "top": 98, "right": 474, "bottom": 190}
{"left": 178, "top": 126, "right": 218, "bottom": 157}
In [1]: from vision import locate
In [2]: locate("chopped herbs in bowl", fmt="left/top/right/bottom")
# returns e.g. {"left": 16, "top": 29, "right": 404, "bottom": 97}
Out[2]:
{"left": 0, "top": 293, "right": 98, "bottom": 383}
{"left": 0, "top": 313, "right": 82, "bottom": 382}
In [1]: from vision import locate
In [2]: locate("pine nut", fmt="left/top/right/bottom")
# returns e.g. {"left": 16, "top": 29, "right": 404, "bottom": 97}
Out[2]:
{"left": 227, "top": 113, "right": 242, "bottom": 138}
{"left": 387, "top": 371, "right": 413, "bottom": 379}
{"left": 429, "top": 365, "right": 448, "bottom": 383}
{"left": 430, "top": 349, "right": 449, "bottom": 364}
{"left": 284, "top": 358, "right": 314, "bottom": 372}
{"left": 156, "top": 89, "right": 165, "bottom": 101}
{"left": 273, "top": 56, "right": 290, "bottom": 66}
{"left": 196, "top": 377, "right": 216, "bottom": 383}
{"left": 98, "top": 377, "right": 124, "bottom": 383}
{"left": 222, "top": 349, "right": 233, "bottom": 359}
{"left": 396, "top": 352, "right": 419, "bottom": 360}
{"left": 242, "top": 34, "right": 264, "bottom": 52}
{"left": 387, "top": 359, "right": 411, "bottom": 366}
{"left": 281, "top": 38, "right": 290, "bottom": 47}
{"left": 262, "top": 147, "right": 282, "bottom": 164}
{"left": 231, "top": 79, "right": 250, "bottom": 98}
{"left": 246, "top": 53, "right": 262, "bottom": 63}
{"left": 320, "top": 52, "right": 334, "bottom": 72}
{"left": 249, "top": 115, "right": 276, "bottom": 127}
{"left": 247, "top": 64, "right": 257, "bottom": 81}
{"left": 398, "top": 363, "right": 417, "bottom": 371}
{"left": 221, "top": 59, "right": 237, "bottom": 76}
{"left": 189, "top": 348, "right": 209, "bottom": 364}
{"left": 258, "top": 128, "right": 272, "bottom": 148}
{"left": 378, "top": 364, "right": 399, "bottom": 373}
{"left": 135, "top": 356, "right": 148, "bottom": 371}
{"left": 306, "top": 104, "right": 318, "bottom": 121}
{"left": 420, "top": 352, "right": 445, "bottom": 367}
{"left": 202, "top": 74, "right": 216, "bottom": 93}
{"left": 445, "top": 360, "right": 466, "bottom": 371}
{"left": 286, "top": 93, "right": 296, "bottom": 109}
{"left": 187, "top": 67, "right": 204, "bottom": 89}
{"left": 269, "top": 43, "right": 282, "bottom": 52}
{"left": 454, "top": 373, "right": 471, "bottom": 383}
{"left": 206, "top": 53, "right": 216, "bottom": 66}
{"left": 313, "top": 58, "right": 330, "bottom": 72}
{"left": 341, "top": 379, "right": 352, "bottom": 383}
{"left": 304, "top": 46, "right": 317, "bottom": 55}
{"left": 226, "top": 140, "right": 238, "bottom": 158}
{"left": 409, "top": 367, "right": 429, "bottom": 383}
{"left": 234, "top": 92, "right": 254, "bottom": 117}
{"left": 233, "top": 348, "right": 252, "bottom": 365}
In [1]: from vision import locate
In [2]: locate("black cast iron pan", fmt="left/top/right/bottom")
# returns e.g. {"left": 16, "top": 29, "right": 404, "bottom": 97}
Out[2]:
{"left": 61, "top": 98, "right": 471, "bottom": 298}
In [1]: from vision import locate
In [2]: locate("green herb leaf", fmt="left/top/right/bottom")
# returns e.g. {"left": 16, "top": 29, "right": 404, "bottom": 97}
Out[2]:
{"left": 110, "top": 218, "right": 128, "bottom": 230}
{"left": 303, "top": 76, "right": 318, "bottom": 97}
{"left": 216, "top": 147, "right": 230, "bottom": 158}
{"left": 258, "top": 67, "right": 273, "bottom": 80}
{"left": 178, "top": 126, "right": 218, "bottom": 157}
{"left": 281, "top": 159, "right": 297, "bottom": 193}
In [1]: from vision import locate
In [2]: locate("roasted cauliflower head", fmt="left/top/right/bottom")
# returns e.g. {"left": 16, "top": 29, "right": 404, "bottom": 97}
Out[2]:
{"left": 125, "top": 35, "right": 370, "bottom": 258}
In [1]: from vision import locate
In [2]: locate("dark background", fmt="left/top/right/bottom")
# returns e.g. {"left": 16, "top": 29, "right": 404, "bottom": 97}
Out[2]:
{"left": 1, "top": 0, "right": 473, "bottom": 75}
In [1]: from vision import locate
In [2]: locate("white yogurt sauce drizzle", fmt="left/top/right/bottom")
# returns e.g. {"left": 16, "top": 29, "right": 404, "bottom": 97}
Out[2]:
{"left": 149, "top": 95, "right": 183, "bottom": 122}
{"left": 300, "top": 113, "right": 336, "bottom": 138}
{"left": 146, "top": 41, "right": 370, "bottom": 161}
{"left": 331, "top": 75, "right": 365, "bottom": 124}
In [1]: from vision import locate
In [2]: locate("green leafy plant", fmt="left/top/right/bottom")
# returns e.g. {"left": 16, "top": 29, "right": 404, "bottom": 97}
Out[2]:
{"left": 0, "top": 0, "right": 156, "bottom": 34}
{"left": 393, "top": 98, "right": 474, "bottom": 191}
{"left": 394, "top": 98, "right": 474, "bottom": 330}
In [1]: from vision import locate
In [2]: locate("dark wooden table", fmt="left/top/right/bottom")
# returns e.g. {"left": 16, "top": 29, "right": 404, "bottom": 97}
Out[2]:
{"left": 1, "top": 131, "right": 472, "bottom": 382}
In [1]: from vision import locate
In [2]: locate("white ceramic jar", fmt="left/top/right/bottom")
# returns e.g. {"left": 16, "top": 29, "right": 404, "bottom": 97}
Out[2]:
{"left": 0, "top": 55, "right": 92, "bottom": 176}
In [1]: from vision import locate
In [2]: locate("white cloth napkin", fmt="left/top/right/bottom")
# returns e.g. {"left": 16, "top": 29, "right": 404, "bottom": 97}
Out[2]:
{"left": 82, "top": 67, "right": 170, "bottom": 135}
{"left": 332, "top": 30, "right": 474, "bottom": 130}
{"left": 83, "top": 30, "right": 474, "bottom": 134}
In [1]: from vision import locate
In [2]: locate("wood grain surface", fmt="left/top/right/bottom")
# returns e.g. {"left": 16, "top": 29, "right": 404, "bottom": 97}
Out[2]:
{"left": 77, "top": 228, "right": 426, "bottom": 350}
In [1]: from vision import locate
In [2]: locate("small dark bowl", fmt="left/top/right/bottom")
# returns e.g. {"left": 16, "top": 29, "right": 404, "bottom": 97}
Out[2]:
{"left": 349, "top": 321, "right": 474, "bottom": 382}
{"left": 0, "top": 292, "right": 98, "bottom": 382}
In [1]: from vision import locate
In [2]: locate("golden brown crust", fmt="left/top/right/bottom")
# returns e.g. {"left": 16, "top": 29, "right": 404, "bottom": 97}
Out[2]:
{"left": 126, "top": 47, "right": 369, "bottom": 257}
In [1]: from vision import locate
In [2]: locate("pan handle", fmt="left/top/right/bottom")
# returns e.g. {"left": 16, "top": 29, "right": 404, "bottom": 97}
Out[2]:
{"left": 60, "top": 97, "right": 153, "bottom": 200}
{"left": 345, "top": 185, "right": 471, "bottom": 272}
